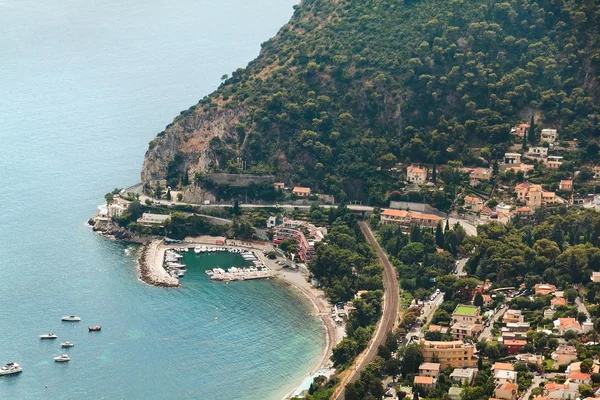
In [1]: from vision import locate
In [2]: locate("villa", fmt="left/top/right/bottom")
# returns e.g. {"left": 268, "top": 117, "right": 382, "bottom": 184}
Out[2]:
{"left": 292, "top": 186, "right": 311, "bottom": 197}
{"left": 407, "top": 165, "right": 427, "bottom": 184}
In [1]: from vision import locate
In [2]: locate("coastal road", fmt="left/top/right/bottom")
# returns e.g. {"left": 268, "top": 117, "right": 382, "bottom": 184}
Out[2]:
{"left": 331, "top": 221, "right": 399, "bottom": 400}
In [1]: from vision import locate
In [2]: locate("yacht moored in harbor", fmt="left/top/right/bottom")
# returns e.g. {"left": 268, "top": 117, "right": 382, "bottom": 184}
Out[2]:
{"left": 61, "top": 341, "right": 74, "bottom": 348}
{"left": 0, "top": 362, "right": 22, "bottom": 376}
{"left": 61, "top": 315, "right": 81, "bottom": 322}
{"left": 54, "top": 355, "right": 70, "bottom": 363}
{"left": 40, "top": 333, "right": 58, "bottom": 340}
{"left": 194, "top": 246, "right": 202, "bottom": 254}
{"left": 88, "top": 325, "right": 101, "bottom": 332}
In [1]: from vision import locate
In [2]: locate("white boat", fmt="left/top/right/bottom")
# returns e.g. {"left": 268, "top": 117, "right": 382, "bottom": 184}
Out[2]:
{"left": 40, "top": 333, "right": 57, "bottom": 340}
{"left": 205, "top": 270, "right": 214, "bottom": 276}
{"left": 177, "top": 270, "right": 185, "bottom": 277}
{"left": 54, "top": 355, "right": 70, "bottom": 363}
{"left": 61, "top": 316, "right": 81, "bottom": 322}
{"left": 194, "top": 246, "right": 202, "bottom": 254}
{"left": 0, "top": 362, "right": 22, "bottom": 376}
{"left": 61, "top": 341, "right": 75, "bottom": 348}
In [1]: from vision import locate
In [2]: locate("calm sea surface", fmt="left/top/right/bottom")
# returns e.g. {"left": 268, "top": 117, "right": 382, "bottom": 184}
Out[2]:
{"left": 0, "top": 1, "right": 324, "bottom": 399}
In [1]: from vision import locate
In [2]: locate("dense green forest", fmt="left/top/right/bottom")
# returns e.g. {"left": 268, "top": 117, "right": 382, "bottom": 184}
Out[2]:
{"left": 149, "top": 0, "right": 600, "bottom": 203}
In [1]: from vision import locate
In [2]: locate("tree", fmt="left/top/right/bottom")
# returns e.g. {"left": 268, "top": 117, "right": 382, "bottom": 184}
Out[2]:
{"left": 231, "top": 199, "right": 241, "bottom": 216}
{"left": 528, "top": 114, "right": 536, "bottom": 144}
{"left": 154, "top": 184, "right": 163, "bottom": 199}
{"left": 105, "top": 192, "right": 115, "bottom": 205}
{"left": 182, "top": 170, "right": 189, "bottom": 186}
{"left": 279, "top": 238, "right": 298, "bottom": 255}
{"left": 431, "top": 165, "right": 437, "bottom": 183}
{"left": 435, "top": 221, "right": 444, "bottom": 248}
{"left": 166, "top": 188, "right": 172, "bottom": 201}
{"left": 522, "top": 128, "right": 527, "bottom": 150}
{"left": 580, "top": 359, "right": 594, "bottom": 374}
{"left": 398, "top": 343, "right": 424, "bottom": 376}
{"left": 473, "top": 292, "right": 484, "bottom": 307}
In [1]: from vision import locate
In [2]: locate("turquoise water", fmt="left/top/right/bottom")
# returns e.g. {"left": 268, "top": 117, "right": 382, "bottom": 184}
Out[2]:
{"left": 0, "top": 1, "right": 325, "bottom": 399}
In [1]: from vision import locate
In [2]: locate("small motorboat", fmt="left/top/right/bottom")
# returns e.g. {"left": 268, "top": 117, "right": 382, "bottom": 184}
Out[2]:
{"left": 0, "top": 362, "right": 22, "bottom": 376}
{"left": 61, "top": 316, "right": 81, "bottom": 322}
{"left": 194, "top": 246, "right": 202, "bottom": 254}
{"left": 61, "top": 341, "right": 74, "bottom": 348}
{"left": 88, "top": 326, "right": 101, "bottom": 332}
{"left": 40, "top": 333, "right": 58, "bottom": 340}
{"left": 54, "top": 355, "right": 70, "bottom": 363}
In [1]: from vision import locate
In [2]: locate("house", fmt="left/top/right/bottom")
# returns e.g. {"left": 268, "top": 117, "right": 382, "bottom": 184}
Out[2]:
{"left": 527, "top": 147, "right": 548, "bottom": 159}
{"left": 292, "top": 187, "right": 311, "bottom": 197}
{"left": 504, "top": 340, "right": 527, "bottom": 355}
{"left": 545, "top": 382, "right": 579, "bottom": 400}
{"left": 494, "top": 381, "right": 518, "bottom": 400}
{"left": 559, "top": 179, "right": 573, "bottom": 191}
{"left": 273, "top": 182, "right": 285, "bottom": 190}
{"left": 108, "top": 199, "right": 129, "bottom": 218}
{"left": 534, "top": 283, "right": 557, "bottom": 295}
{"left": 544, "top": 307, "right": 556, "bottom": 319}
{"left": 414, "top": 375, "right": 436, "bottom": 388}
{"left": 379, "top": 209, "right": 442, "bottom": 228}
{"left": 407, "top": 165, "right": 427, "bottom": 184}
{"left": 553, "top": 318, "right": 583, "bottom": 335}
{"left": 545, "top": 160, "right": 563, "bottom": 169}
{"left": 451, "top": 304, "right": 483, "bottom": 340}
{"left": 267, "top": 216, "right": 277, "bottom": 228}
{"left": 496, "top": 202, "right": 512, "bottom": 215}
{"left": 567, "top": 361, "right": 600, "bottom": 375}
{"left": 567, "top": 371, "right": 591, "bottom": 384}
{"left": 452, "top": 305, "right": 481, "bottom": 324}
{"left": 450, "top": 368, "right": 478, "bottom": 385}
{"left": 503, "top": 153, "right": 522, "bottom": 167}
{"left": 448, "top": 387, "right": 464, "bottom": 400}
{"left": 464, "top": 196, "right": 484, "bottom": 212}
{"left": 503, "top": 310, "right": 524, "bottom": 324}
{"left": 541, "top": 129, "right": 558, "bottom": 144}
{"left": 515, "top": 183, "right": 559, "bottom": 209}
{"left": 506, "top": 163, "right": 535, "bottom": 176}
{"left": 492, "top": 363, "right": 515, "bottom": 372}
{"left": 419, "top": 339, "right": 477, "bottom": 369}
{"left": 591, "top": 271, "right": 600, "bottom": 283}
{"left": 472, "top": 167, "right": 492, "bottom": 181}
{"left": 512, "top": 123, "right": 530, "bottom": 138}
{"left": 594, "top": 166, "right": 600, "bottom": 179}
{"left": 502, "top": 331, "right": 528, "bottom": 342}
{"left": 273, "top": 218, "right": 327, "bottom": 262}
{"left": 418, "top": 362, "right": 441, "bottom": 378}
{"left": 551, "top": 297, "right": 567, "bottom": 306}
{"left": 137, "top": 213, "right": 170, "bottom": 226}
{"left": 494, "top": 369, "right": 518, "bottom": 384}
{"left": 516, "top": 206, "right": 533, "bottom": 216}
{"left": 515, "top": 353, "right": 543, "bottom": 366}
{"left": 503, "top": 322, "right": 530, "bottom": 333}
{"left": 451, "top": 322, "right": 483, "bottom": 340}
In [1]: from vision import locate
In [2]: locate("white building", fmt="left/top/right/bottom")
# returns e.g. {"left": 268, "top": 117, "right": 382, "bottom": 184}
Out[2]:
{"left": 541, "top": 129, "right": 558, "bottom": 144}
{"left": 527, "top": 147, "right": 548, "bottom": 158}
{"left": 137, "top": 213, "right": 170, "bottom": 226}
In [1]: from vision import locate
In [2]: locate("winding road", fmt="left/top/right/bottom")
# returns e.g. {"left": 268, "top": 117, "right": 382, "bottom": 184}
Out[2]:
{"left": 331, "top": 221, "right": 399, "bottom": 400}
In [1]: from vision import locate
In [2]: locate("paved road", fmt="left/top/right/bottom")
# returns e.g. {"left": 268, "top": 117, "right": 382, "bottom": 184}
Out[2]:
{"left": 575, "top": 296, "right": 590, "bottom": 319}
{"left": 454, "top": 258, "right": 469, "bottom": 276}
{"left": 331, "top": 221, "right": 399, "bottom": 400}
{"left": 448, "top": 217, "right": 478, "bottom": 236}
{"left": 520, "top": 375, "right": 543, "bottom": 400}
{"left": 479, "top": 306, "right": 508, "bottom": 340}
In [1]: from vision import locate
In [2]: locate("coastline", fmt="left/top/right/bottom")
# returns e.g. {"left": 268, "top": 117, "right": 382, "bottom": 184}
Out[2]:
{"left": 143, "top": 236, "right": 338, "bottom": 398}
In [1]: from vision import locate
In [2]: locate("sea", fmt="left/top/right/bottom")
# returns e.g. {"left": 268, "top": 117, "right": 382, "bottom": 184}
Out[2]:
{"left": 0, "top": 1, "right": 325, "bottom": 399}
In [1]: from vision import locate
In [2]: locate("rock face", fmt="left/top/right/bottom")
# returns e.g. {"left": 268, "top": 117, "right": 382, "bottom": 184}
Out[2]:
{"left": 88, "top": 216, "right": 146, "bottom": 243}
{"left": 141, "top": 107, "right": 246, "bottom": 184}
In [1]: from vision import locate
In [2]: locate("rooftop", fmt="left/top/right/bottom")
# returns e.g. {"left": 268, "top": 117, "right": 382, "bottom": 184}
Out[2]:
{"left": 492, "top": 362, "right": 514, "bottom": 371}
{"left": 454, "top": 304, "right": 479, "bottom": 316}
{"left": 414, "top": 376, "right": 434, "bottom": 385}
{"left": 419, "top": 362, "right": 441, "bottom": 371}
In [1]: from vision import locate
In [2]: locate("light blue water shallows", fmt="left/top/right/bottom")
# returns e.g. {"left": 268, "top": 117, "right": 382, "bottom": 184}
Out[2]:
{"left": 0, "top": 1, "right": 325, "bottom": 399}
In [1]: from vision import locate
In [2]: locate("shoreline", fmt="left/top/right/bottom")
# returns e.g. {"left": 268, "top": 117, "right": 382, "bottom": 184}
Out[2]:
{"left": 145, "top": 236, "right": 338, "bottom": 398}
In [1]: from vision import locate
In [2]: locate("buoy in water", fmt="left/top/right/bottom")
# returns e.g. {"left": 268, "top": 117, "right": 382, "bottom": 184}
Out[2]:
{"left": 215, "top": 317, "right": 218, "bottom": 320}
{"left": 216, "top": 307, "right": 219, "bottom": 310}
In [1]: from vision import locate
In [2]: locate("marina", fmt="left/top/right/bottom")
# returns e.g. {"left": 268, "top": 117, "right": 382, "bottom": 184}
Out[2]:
{"left": 161, "top": 245, "right": 273, "bottom": 283}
